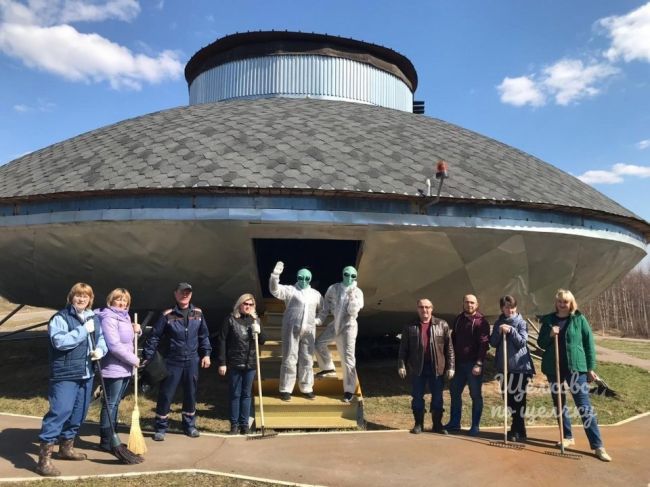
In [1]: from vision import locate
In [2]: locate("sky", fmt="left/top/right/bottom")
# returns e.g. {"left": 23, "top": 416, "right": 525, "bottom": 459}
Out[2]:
{"left": 1, "top": 0, "right": 649, "bottom": 232}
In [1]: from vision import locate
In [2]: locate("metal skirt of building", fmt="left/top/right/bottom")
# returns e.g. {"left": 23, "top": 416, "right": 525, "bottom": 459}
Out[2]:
{"left": 0, "top": 198, "right": 644, "bottom": 333}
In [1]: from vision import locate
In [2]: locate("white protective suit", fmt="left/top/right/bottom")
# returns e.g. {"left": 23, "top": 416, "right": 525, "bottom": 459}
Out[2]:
{"left": 269, "top": 272, "right": 322, "bottom": 394}
{"left": 315, "top": 282, "right": 364, "bottom": 394}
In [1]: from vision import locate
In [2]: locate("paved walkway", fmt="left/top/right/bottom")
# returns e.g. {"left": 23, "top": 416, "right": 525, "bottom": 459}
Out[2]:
{"left": 1, "top": 412, "right": 648, "bottom": 486}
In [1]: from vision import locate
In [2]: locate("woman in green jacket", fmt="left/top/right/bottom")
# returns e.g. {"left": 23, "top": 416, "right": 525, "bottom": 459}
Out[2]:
{"left": 537, "top": 289, "right": 611, "bottom": 462}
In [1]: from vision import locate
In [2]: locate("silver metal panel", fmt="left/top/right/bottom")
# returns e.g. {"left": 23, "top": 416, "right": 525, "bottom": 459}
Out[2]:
{"left": 188, "top": 55, "right": 413, "bottom": 112}
{"left": 0, "top": 209, "right": 645, "bottom": 334}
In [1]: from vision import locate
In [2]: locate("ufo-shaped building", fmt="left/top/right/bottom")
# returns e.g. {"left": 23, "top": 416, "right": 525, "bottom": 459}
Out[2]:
{"left": 0, "top": 31, "right": 647, "bottom": 332}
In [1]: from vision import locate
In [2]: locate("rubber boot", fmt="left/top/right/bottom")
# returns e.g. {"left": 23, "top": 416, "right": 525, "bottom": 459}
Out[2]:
{"left": 36, "top": 442, "right": 60, "bottom": 477}
{"left": 99, "top": 428, "right": 112, "bottom": 451}
{"left": 410, "top": 410, "right": 424, "bottom": 434}
{"left": 58, "top": 438, "right": 87, "bottom": 460}
{"left": 431, "top": 410, "right": 448, "bottom": 435}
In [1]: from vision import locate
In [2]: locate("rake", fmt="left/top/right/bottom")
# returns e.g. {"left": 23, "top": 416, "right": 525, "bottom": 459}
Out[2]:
{"left": 543, "top": 334, "right": 580, "bottom": 460}
{"left": 248, "top": 328, "right": 277, "bottom": 440}
{"left": 489, "top": 331, "right": 524, "bottom": 450}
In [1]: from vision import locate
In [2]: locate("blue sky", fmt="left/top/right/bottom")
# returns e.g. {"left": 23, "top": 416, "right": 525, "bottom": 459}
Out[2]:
{"left": 1, "top": 0, "right": 649, "bottom": 229}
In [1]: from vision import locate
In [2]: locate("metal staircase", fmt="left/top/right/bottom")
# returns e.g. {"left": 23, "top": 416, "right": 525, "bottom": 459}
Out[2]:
{"left": 253, "top": 299, "right": 364, "bottom": 430}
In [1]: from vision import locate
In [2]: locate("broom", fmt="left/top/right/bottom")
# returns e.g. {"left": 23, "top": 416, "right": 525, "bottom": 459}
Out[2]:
{"left": 90, "top": 334, "right": 143, "bottom": 464}
{"left": 127, "top": 313, "right": 147, "bottom": 455}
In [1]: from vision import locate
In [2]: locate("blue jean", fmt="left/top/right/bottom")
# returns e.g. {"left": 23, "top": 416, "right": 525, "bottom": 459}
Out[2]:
{"left": 549, "top": 372, "right": 603, "bottom": 449}
{"left": 39, "top": 378, "right": 94, "bottom": 443}
{"left": 447, "top": 362, "right": 483, "bottom": 429}
{"left": 229, "top": 368, "right": 256, "bottom": 427}
{"left": 410, "top": 364, "right": 444, "bottom": 413}
{"left": 99, "top": 377, "right": 130, "bottom": 447}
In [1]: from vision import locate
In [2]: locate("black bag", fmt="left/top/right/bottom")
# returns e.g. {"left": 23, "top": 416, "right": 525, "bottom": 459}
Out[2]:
{"left": 141, "top": 351, "right": 168, "bottom": 385}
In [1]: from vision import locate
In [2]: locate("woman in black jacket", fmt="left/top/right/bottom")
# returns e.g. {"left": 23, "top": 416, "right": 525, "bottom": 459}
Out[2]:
{"left": 217, "top": 293, "right": 266, "bottom": 435}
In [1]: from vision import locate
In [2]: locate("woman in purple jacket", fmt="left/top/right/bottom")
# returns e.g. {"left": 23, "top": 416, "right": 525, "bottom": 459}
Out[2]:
{"left": 95, "top": 288, "right": 141, "bottom": 451}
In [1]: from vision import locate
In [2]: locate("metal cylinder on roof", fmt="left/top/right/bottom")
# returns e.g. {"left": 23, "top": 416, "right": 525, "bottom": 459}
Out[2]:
{"left": 185, "top": 31, "right": 417, "bottom": 112}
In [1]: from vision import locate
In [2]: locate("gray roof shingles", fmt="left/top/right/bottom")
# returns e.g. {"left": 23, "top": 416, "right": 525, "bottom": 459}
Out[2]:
{"left": 0, "top": 97, "right": 642, "bottom": 223}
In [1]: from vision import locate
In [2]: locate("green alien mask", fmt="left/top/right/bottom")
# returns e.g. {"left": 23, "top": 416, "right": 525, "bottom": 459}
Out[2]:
{"left": 342, "top": 266, "right": 358, "bottom": 287}
{"left": 296, "top": 268, "right": 312, "bottom": 290}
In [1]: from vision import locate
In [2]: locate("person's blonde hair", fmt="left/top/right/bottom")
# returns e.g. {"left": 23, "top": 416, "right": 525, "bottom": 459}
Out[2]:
{"left": 554, "top": 289, "right": 578, "bottom": 314}
{"left": 106, "top": 288, "right": 132, "bottom": 308}
{"left": 67, "top": 282, "right": 94, "bottom": 309}
{"left": 233, "top": 293, "right": 256, "bottom": 318}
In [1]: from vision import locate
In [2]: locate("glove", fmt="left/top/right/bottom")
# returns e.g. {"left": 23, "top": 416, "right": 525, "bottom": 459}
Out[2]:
{"left": 314, "top": 317, "right": 322, "bottom": 327}
{"left": 446, "top": 369, "right": 455, "bottom": 380}
{"left": 84, "top": 320, "right": 95, "bottom": 333}
{"left": 273, "top": 261, "right": 284, "bottom": 275}
{"left": 90, "top": 349, "right": 102, "bottom": 361}
{"left": 251, "top": 321, "right": 261, "bottom": 335}
{"left": 398, "top": 367, "right": 406, "bottom": 379}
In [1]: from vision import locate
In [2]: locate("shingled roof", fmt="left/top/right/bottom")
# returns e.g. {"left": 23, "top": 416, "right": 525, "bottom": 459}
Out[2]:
{"left": 0, "top": 97, "right": 646, "bottom": 233}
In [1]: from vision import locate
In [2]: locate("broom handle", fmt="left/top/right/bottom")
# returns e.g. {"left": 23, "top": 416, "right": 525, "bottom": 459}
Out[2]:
{"left": 133, "top": 313, "right": 138, "bottom": 404}
{"left": 503, "top": 330, "right": 508, "bottom": 444}
{"left": 554, "top": 333, "right": 565, "bottom": 454}
{"left": 90, "top": 333, "right": 119, "bottom": 437}
{"left": 254, "top": 330, "right": 266, "bottom": 430}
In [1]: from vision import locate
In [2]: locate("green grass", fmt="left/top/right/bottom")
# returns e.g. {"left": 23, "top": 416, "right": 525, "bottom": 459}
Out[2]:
{"left": 597, "top": 339, "right": 650, "bottom": 361}
{"left": 0, "top": 472, "right": 280, "bottom": 487}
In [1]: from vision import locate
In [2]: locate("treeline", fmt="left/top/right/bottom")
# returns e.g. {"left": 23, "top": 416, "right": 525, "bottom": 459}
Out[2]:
{"left": 582, "top": 268, "right": 650, "bottom": 338}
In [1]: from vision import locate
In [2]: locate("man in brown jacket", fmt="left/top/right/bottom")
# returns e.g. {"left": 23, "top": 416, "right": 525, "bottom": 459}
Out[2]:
{"left": 398, "top": 298, "right": 455, "bottom": 434}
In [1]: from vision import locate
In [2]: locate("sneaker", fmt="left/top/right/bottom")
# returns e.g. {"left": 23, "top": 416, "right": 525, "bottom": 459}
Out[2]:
{"left": 443, "top": 422, "right": 461, "bottom": 432}
{"left": 315, "top": 369, "right": 337, "bottom": 378}
{"left": 594, "top": 447, "right": 612, "bottom": 462}
{"left": 303, "top": 391, "right": 316, "bottom": 400}
{"left": 280, "top": 392, "right": 292, "bottom": 402}
{"left": 153, "top": 431, "right": 165, "bottom": 442}
{"left": 556, "top": 437, "right": 575, "bottom": 448}
{"left": 185, "top": 428, "right": 200, "bottom": 438}
{"left": 342, "top": 392, "right": 354, "bottom": 403}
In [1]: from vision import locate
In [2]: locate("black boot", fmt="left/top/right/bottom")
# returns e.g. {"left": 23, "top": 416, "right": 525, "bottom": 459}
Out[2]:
{"left": 410, "top": 410, "right": 424, "bottom": 434}
{"left": 431, "top": 410, "right": 448, "bottom": 435}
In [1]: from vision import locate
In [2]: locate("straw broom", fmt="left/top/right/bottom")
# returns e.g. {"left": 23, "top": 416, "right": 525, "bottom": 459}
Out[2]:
{"left": 128, "top": 313, "right": 147, "bottom": 455}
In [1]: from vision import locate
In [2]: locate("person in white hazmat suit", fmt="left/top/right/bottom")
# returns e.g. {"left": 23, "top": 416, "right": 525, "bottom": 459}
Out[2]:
{"left": 269, "top": 261, "right": 322, "bottom": 401}
{"left": 314, "top": 266, "right": 364, "bottom": 403}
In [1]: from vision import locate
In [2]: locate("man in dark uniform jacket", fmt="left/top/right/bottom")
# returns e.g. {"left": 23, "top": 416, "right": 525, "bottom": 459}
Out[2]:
{"left": 143, "top": 282, "right": 211, "bottom": 441}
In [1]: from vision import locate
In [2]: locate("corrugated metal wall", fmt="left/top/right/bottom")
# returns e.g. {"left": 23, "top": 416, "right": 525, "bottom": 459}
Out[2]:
{"left": 189, "top": 55, "right": 413, "bottom": 112}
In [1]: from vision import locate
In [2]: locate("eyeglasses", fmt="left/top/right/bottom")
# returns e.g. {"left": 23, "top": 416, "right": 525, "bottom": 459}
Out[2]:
{"left": 297, "top": 276, "right": 311, "bottom": 281}
{"left": 343, "top": 273, "right": 357, "bottom": 278}
{"left": 242, "top": 302, "right": 255, "bottom": 307}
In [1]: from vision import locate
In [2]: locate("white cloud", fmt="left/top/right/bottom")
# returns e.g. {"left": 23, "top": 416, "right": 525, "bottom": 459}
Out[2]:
{"left": 637, "top": 139, "right": 650, "bottom": 150}
{"left": 497, "top": 76, "right": 545, "bottom": 107}
{"left": 542, "top": 59, "right": 619, "bottom": 105}
{"left": 498, "top": 59, "right": 618, "bottom": 107}
{"left": 0, "top": 1, "right": 182, "bottom": 90}
{"left": 499, "top": 2, "right": 650, "bottom": 108}
{"left": 600, "top": 2, "right": 650, "bottom": 63}
{"left": 577, "top": 163, "right": 650, "bottom": 185}
{"left": 12, "top": 98, "right": 56, "bottom": 112}
{"left": 612, "top": 163, "right": 650, "bottom": 177}
{"left": 59, "top": 0, "right": 140, "bottom": 24}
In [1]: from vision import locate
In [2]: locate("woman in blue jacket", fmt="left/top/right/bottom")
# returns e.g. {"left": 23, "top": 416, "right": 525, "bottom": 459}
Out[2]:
{"left": 490, "top": 295, "right": 534, "bottom": 442}
{"left": 37, "top": 282, "right": 107, "bottom": 477}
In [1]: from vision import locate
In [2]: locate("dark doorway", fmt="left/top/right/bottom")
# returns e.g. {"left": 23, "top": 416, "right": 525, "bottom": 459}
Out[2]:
{"left": 253, "top": 239, "right": 362, "bottom": 297}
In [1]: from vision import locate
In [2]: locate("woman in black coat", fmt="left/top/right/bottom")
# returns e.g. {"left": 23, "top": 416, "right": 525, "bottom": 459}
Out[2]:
{"left": 217, "top": 293, "right": 266, "bottom": 435}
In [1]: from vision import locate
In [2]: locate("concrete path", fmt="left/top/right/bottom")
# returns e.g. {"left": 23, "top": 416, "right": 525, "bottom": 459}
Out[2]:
{"left": 1, "top": 412, "right": 648, "bottom": 486}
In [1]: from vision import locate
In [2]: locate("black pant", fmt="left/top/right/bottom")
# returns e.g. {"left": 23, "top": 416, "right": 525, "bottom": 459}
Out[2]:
{"left": 502, "top": 372, "right": 530, "bottom": 434}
